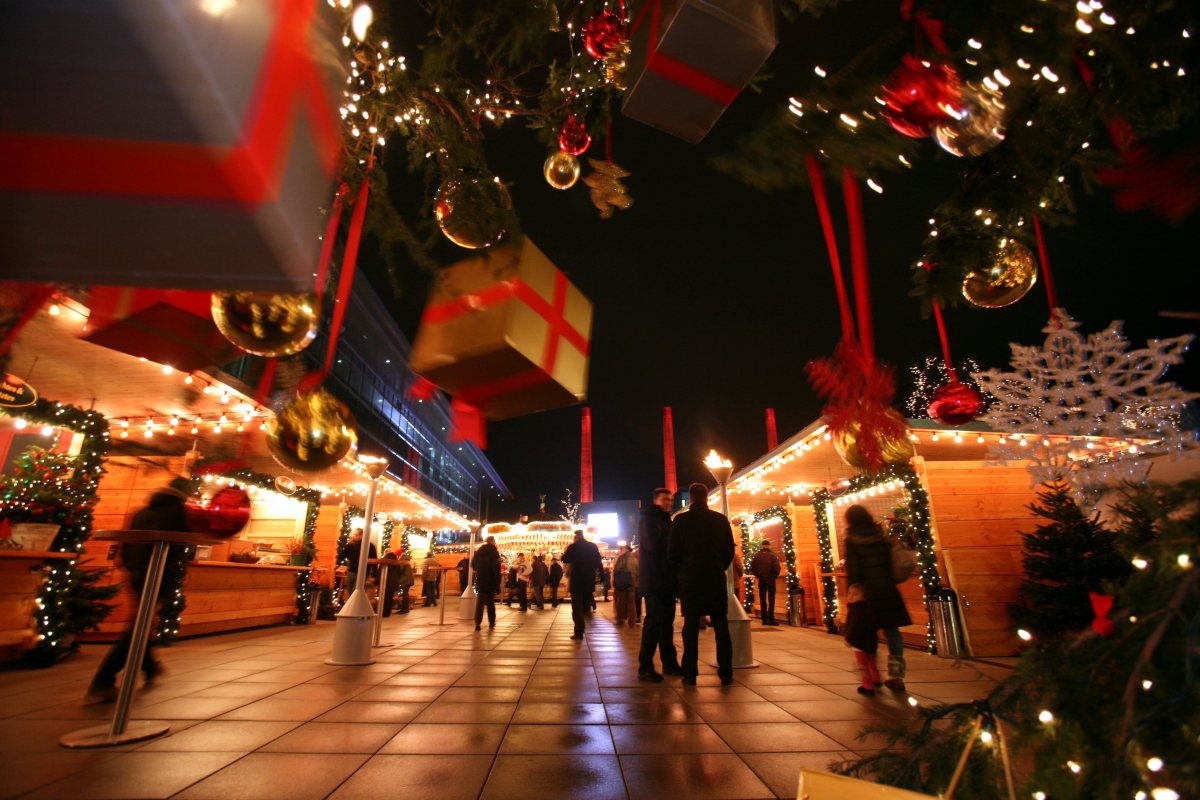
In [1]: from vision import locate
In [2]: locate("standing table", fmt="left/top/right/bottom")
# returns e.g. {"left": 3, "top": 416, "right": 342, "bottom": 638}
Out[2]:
{"left": 60, "top": 529, "right": 222, "bottom": 749}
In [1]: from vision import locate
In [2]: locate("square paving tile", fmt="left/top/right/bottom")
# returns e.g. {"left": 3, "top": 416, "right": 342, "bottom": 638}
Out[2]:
{"left": 413, "top": 701, "right": 516, "bottom": 724}
{"left": 619, "top": 753, "right": 773, "bottom": 799}
{"left": 0, "top": 750, "right": 112, "bottom": 797}
{"left": 331, "top": 751, "right": 494, "bottom": 796}
{"left": 438, "top": 686, "right": 524, "bottom": 703}
{"left": 603, "top": 703, "right": 702, "bottom": 725}
{"left": 522, "top": 686, "right": 604, "bottom": 703}
{"left": 176, "top": 752, "right": 368, "bottom": 799}
{"left": 354, "top": 684, "right": 448, "bottom": 703}
{"left": 688, "top": 702, "right": 798, "bottom": 724}
{"left": 712, "top": 722, "right": 847, "bottom": 753}
{"left": 139, "top": 720, "right": 299, "bottom": 751}
{"left": 511, "top": 702, "right": 608, "bottom": 725}
{"left": 24, "top": 751, "right": 243, "bottom": 799}
{"left": 748, "top": 684, "right": 846, "bottom": 703}
{"left": 482, "top": 755, "right": 627, "bottom": 800}
{"left": 314, "top": 701, "right": 427, "bottom": 724}
{"left": 741, "top": 751, "right": 857, "bottom": 799}
{"left": 500, "top": 724, "right": 615, "bottom": 754}
{"left": 217, "top": 697, "right": 342, "bottom": 722}
{"left": 258, "top": 721, "right": 401, "bottom": 753}
{"left": 131, "top": 696, "right": 254, "bottom": 720}
{"left": 611, "top": 724, "right": 730, "bottom": 754}
{"left": 804, "top": 720, "right": 896, "bottom": 750}
{"left": 379, "top": 723, "right": 507, "bottom": 754}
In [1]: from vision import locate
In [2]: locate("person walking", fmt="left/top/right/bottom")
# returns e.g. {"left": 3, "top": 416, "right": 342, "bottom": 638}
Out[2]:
{"left": 612, "top": 543, "right": 636, "bottom": 626}
{"left": 504, "top": 562, "right": 519, "bottom": 607}
{"left": 381, "top": 551, "right": 400, "bottom": 617}
{"left": 87, "top": 477, "right": 192, "bottom": 703}
{"left": 529, "top": 554, "right": 548, "bottom": 610}
{"left": 600, "top": 564, "right": 611, "bottom": 602}
{"left": 844, "top": 504, "right": 912, "bottom": 691}
{"left": 669, "top": 482, "right": 735, "bottom": 686}
{"left": 421, "top": 554, "right": 442, "bottom": 607}
{"left": 512, "top": 553, "right": 530, "bottom": 611}
{"left": 629, "top": 547, "right": 642, "bottom": 623}
{"left": 562, "top": 530, "right": 601, "bottom": 640}
{"left": 548, "top": 557, "right": 564, "bottom": 607}
{"left": 750, "top": 540, "right": 782, "bottom": 625}
{"left": 456, "top": 555, "right": 470, "bottom": 594}
{"left": 395, "top": 552, "right": 414, "bottom": 614}
{"left": 637, "top": 488, "right": 680, "bottom": 682}
{"left": 471, "top": 536, "right": 502, "bottom": 630}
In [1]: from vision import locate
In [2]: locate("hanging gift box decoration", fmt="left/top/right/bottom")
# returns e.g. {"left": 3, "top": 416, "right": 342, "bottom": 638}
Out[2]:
{"left": 410, "top": 237, "right": 593, "bottom": 421}
{"left": 0, "top": 0, "right": 344, "bottom": 292}
{"left": 622, "top": 0, "right": 776, "bottom": 143}
{"left": 83, "top": 285, "right": 242, "bottom": 372}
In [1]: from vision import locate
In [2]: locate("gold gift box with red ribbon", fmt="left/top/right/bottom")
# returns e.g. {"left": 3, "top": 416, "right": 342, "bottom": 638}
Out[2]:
{"left": 410, "top": 238, "right": 593, "bottom": 421}
{"left": 622, "top": 0, "right": 777, "bottom": 143}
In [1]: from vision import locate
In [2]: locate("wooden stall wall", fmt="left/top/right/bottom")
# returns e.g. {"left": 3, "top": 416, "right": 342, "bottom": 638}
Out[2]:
{"left": 790, "top": 504, "right": 823, "bottom": 625}
{"left": 308, "top": 501, "right": 344, "bottom": 589}
{"left": 918, "top": 458, "right": 1042, "bottom": 656}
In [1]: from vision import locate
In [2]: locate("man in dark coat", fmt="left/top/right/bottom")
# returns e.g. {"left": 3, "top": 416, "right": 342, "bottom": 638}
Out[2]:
{"left": 456, "top": 556, "right": 470, "bottom": 594}
{"left": 471, "top": 536, "right": 502, "bottom": 630}
{"left": 344, "top": 528, "right": 377, "bottom": 595}
{"left": 844, "top": 505, "right": 913, "bottom": 690}
{"left": 637, "top": 487, "right": 681, "bottom": 682}
{"left": 750, "top": 539, "right": 782, "bottom": 625}
{"left": 669, "top": 482, "right": 735, "bottom": 686}
{"left": 561, "top": 529, "right": 601, "bottom": 640}
{"left": 548, "top": 557, "right": 564, "bottom": 607}
{"left": 87, "top": 477, "right": 192, "bottom": 703}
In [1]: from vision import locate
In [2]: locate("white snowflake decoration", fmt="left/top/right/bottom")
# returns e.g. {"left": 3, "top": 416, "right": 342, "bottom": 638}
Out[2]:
{"left": 972, "top": 309, "right": 1198, "bottom": 505}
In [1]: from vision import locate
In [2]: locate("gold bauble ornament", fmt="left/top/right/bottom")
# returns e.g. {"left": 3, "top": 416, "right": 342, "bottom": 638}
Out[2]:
{"left": 211, "top": 291, "right": 319, "bottom": 357}
{"left": 833, "top": 411, "right": 915, "bottom": 472}
{"left": 265, "top": 388, "right": 357, "bottom": 473}
{"left": 543, "top": 151, "right": 581, "bottom": 190}
{"left": 962, "top": 238, "right": 1038, "bottom": 309}
{"left": 932, "top": 82, "right": 1007, "bottom": 158}
{"left": 434, "top": 177, "right": 510, "bottom": 249}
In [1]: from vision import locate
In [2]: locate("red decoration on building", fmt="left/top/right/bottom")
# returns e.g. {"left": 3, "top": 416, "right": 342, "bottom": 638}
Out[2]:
{"left": 663, "top": 406, "right": 678, "bottom": 494}
{"left": 185, "top": 486, "right": 251, "bottom": 539}
{"left": 766, "top": 407, "right": 778, "bottom": 451}
{"left": 927, "top": 380, "right": 985, "bottom": 425}
{"left": 581, "top": 407, "right": 594, "bottom": 503}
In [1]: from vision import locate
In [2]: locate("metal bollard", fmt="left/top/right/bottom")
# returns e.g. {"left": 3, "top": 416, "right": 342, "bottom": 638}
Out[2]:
{"left": 787, "top": 587, "right": 806, "bottom": 626}
{"left": 930, "top": 587, "right": 968, "bottom": 658}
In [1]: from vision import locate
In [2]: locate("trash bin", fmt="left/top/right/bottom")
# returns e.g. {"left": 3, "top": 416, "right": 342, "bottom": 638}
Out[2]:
{"left": 306, "top": 587, "right": 321, "bottom": 624}
{"left": 787, "top": 586, "right": 806, "bottom": 627}
{"left": 930, "top": 587, "right": 967, "bottom": 658}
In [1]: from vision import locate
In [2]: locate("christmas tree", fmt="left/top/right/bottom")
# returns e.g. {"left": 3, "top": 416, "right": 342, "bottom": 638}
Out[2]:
{"left": 838, "top": 478, "right": 1200, "bottom": 799}
{"left": 1009, "top": 482, "right": 1131, "bottom": 636}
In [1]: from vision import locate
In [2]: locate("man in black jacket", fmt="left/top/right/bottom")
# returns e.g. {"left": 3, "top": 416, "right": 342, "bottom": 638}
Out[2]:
{"left": 636, "top": 488, "right": 681, "bottom": 682}
{"left": 86, "top": 477, "right": 192, "bottom": 703}
{"left": 562, "top": 529, "right": 601, "bottom": 640}
{"left": 471, "top": 536, "right": 502, "bottom": 631}
{"left": 669, "top": 483, "right": 736, "bottom": 686}
{"left": 548, "top": 557, "right": 563, "bottom": 607}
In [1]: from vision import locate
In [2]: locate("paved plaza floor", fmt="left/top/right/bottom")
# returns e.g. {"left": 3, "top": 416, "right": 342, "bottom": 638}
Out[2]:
{"left": 0, "top": 601, "right": 1006, "bottom": 799}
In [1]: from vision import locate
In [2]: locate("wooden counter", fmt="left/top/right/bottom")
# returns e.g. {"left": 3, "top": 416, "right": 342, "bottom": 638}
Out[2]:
{"left": 81, "top": 560, "right": 308, "bottom": 641}
{"left": 0, "top": 550, "right": 74, "bottom": 661}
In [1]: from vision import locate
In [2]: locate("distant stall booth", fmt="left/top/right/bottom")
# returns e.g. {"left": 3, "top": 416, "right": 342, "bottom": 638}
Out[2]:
{"left": 722, "top": 418, "right": 1166, "bottom": 657}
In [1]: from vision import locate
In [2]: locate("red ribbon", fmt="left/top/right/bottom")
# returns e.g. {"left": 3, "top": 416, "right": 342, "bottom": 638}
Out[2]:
{"left": 628, "top": 0, "right": 740, "bottom": 106}
{"left": 1089, "top": 591, "right": 1115, "bottom": 637}
{"left": 900, "top": 0, "right": 948, "bottom": 54}
{"left": 805, "top": 156, "right": 855, "bottom": 344}
{"left": 0, "top": 0, "right": 339, "bottom": 202}
{"left": 407, "top": 376, "right": 439, "bottom": 401}
{"left": 1032, "top": 215, "right": 1059, "bottom": 316}
{"left": 449, "top": 398, "right": 487, "bottom": 448}
{"left": 842, "top": 167, "right": 873, "bottom": 363}
{"left": 300, "top": 177, "right": 369, "bottom": 394}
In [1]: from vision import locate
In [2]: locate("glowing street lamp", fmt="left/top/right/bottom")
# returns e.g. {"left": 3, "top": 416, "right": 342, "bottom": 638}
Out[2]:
{"left": 329, "top": 455, "right": 388, "bottom": 665}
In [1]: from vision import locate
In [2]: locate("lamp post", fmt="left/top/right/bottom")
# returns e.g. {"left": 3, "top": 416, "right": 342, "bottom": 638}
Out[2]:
{"left": 328, "top": 455, "right": 388, "bottom": 666}
{"left": 705, "top": 449, "right": 756, "bottom": 669}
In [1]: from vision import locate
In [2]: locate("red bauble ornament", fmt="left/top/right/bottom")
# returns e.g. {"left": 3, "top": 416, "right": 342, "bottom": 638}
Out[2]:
{"left": 583, "top": 11, "right": 625, "bottom": 60}
{"left": 558, "top": 115, "right": 592, "bottom": 156}
{"left": 880, "top": 55, "right": 962, "bottom": 138}
{"left": 185, "top": 486, "right": 252, "bottom": 539}
{"left": 927, "top": 380, "right": 985, "bottom": 425}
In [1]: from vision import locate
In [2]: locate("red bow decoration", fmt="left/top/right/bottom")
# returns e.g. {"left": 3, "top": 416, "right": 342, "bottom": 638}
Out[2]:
{"left": 449, "top": 398, "right": 487, "bottom": 448}
{"left": 1089, "top": 591, "right": 1116, "bottom": 637}
{"left": 900, "top": 0, "right": 948, "bottom": 54}
{"left": 407, "top": 375, "right": 440, "bottom": 401}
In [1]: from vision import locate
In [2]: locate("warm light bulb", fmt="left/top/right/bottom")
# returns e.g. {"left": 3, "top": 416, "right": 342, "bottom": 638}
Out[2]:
{"left": 351, "top": 4, "right": 374, "bottom": 41}
{"left": 1132, "top": 557, "right": 1149, "bottom": 570}
{"left": 1038, "top": 710, "right": 1054, "bottom": 723}
{"left": 1066, "top": 761, "right": 1082, "bottom": 774}
{"left": 1017, "top": 628, "right": 1032, "bottom": 641}
{"left": 1147, "top": 757, "right": 1164, "bottom": 772}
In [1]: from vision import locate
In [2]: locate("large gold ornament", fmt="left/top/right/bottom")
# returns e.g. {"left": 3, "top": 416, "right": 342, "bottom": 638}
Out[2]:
{"left": 265, "top": 389, "right": 357, "bottom": 473}
{"left": 434, "top": 178, "right": 510, "bottom": 249}
{"left": 962, "top": 238, "right": 1038, "bottom": 309}
{"left": 833, "top": 411, "right": 915, "bottom": 472}
{"left": 211, "top": 291, "right": 319, "bottom": 357}
{"left": 543, "top": 151, "right": 581, "bottom": 190}
{"left": 932, "top": 82, "right": 1007, "bottom": 158}
{"left": 583, "top": 159, "right": 633, "bottom": 219}
{"left": 605, "top": 40, "right": 632, "bottom": 90}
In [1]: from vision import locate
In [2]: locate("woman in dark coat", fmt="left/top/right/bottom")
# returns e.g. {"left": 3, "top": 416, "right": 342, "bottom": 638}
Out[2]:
{"left": 843, "top": 505, "right": 912, "bottom": 691}
{"left": 471, "top": 536, "right": 502, "bottom": 630}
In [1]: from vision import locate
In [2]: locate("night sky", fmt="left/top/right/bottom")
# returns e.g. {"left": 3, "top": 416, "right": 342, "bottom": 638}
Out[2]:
{"left": 365, "top": 3, "right": 1199, "bottom": 521}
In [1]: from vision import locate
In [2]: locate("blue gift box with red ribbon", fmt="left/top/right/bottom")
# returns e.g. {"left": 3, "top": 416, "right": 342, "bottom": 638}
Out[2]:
{"left": 0, "top": 0, "right": 344, "bottom": 293}
{"left": 622, "top": 0, "right": 776, "bottom": 143}
{"left": 410, "top": 238, "right": 593, "bottom": 422}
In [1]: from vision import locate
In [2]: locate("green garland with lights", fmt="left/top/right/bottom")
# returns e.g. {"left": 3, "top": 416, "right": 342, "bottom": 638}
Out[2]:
{"left": 812, "top": 464, "right": 941, "bottom": 651}
{"left": 0, "top": 399, "right": 112, "bottom": 667}
{"left": 379, "top": 519, "right": 396, "bottom": 551}
{"left": 737, "top": 506, "right": 800, "bottom": 610}
{"left": 337, "top": 505, "right": 365, "bottom": 568}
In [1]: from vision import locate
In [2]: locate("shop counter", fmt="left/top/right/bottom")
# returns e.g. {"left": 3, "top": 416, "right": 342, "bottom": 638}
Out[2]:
{"left": 0, "top": 550, "right": 74, "bottom": 661}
